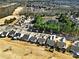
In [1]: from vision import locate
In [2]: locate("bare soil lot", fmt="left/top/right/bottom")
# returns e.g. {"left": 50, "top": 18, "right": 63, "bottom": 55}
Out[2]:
{"left": 0, "top": 37, "right": 75, "bottom": 59}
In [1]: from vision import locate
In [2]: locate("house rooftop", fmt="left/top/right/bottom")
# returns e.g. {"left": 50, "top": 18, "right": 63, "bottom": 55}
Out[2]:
{"left": 13, "top": 33, "right": 21, "bottom": 37}
{"left": 46, "top": 38, "right": 55, "bottom": 47}
{"left": 37, "top": 38, "right": 46, "bottom": 45}
{"left": 56, "top": 42, "right": 66, "bottom": 49}
{"left": 1, "top": 32, "right": 8, "bottom": 36}
{"left": 21, "top": 34, "right": 29, "bottom": 41}
{"left": 29, "top": 36, "right": 37, "bottom": 43}
{"left": 8, "top": 30, "right": 16, "bottom": 35}
{"left": 71, "top": 45, "right": 79, "bottom": 53}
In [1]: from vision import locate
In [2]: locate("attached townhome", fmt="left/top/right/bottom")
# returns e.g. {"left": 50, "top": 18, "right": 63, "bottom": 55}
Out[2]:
{"left": 37, "top": 36, "right": 46, "bottom": 46}
{"left": 12, "top": 32, "right": 21, "bottom": 40}
{"left": 29, "top": 36, "right": 38, "bottom": 43}
{"left": 7, "top": 30, "right": 16, "bottom": 37}
{"left": 46, "top": 35, "right": 56, "bottom": 49}
{"left": 20, "top": 34, "right": 29, "bottom": 41}
{"left": 0, "top": 31, "right": 9, "bottom": 38}
{"left": 70, "top": 41, "right": 79, "bottom": 57}
{"left": 56, "top": 37, "right": 67, "bottom": 53}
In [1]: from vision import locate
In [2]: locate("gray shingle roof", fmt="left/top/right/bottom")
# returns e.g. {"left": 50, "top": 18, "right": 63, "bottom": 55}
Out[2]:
{"left": 8, "top": 30, "right": 15, "bottom": 37}
{"left": 37, "top": 38, "right": 46, "bottom": 45}
{"left": 1, "top": 31, "right": 7, "bottom": 37}
{"left": 21, "top": 34, "right": 29, "bottom": 41}
{"left": 46, "top": 39, "right": 55, "bottom": 47}
{"left": 13, "top": 33, "right": 21, "bottom": 37}
{"left": 56, "top": 42, "right": 66, "bottom": 48}
{"left": 71, "top": 46, "right": 79, "bottom": 53}
{"left": 29, "top": 36, "right": 37, "bottom": 43}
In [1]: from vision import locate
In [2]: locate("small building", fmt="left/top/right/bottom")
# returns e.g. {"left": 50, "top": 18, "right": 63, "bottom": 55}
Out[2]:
{"left": 60, "top": 37, "right": 66, "bottom": 42}
{"left": 0, "top": 31, "right": 8, "bottom": 37}
{"left": 8, "top": 30, "right": 16, "bottom": 37}
{"left": 46, "top": 36, "right": 56, "bottom": 49}
{"left": 37, "top": 38, "right": 46, "bottom": 46}
{"left": 70, "top": 46, "right": 79, "bottom": 57}
{"left": 70, "top": 41, "right": 79, "bottom": 57}
{"left": 29, "top": 36, "right": 37, "bottom": 43}
{"left": 56, "top": 41, "right": 66, "bottom": 53}
{"left": 50, "top": 35, "right": 56, "bottom": 41}
{"left": 12, "top": 32, "right": 21, "bottom": 40}
{"left": 20, "top": 34, "right": 29, "bottom": 41}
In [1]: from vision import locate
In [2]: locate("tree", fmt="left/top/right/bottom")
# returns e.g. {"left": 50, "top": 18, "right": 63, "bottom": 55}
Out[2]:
{"left": 58, "top": 13, "right": 76, "bottom": 33}
{"left": 34, "top": 13, "right": 78, "bottom": 35}
{"left": 4, "top": 18, "right": 16, "bottom": 25}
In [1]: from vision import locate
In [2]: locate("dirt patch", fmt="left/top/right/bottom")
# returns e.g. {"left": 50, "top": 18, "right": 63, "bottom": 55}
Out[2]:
{"left": 0, "top": 38, "right": 75, "bottom": 59}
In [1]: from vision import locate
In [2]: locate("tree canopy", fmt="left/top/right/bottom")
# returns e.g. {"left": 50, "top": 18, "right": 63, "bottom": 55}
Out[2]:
{"left": 33, "top": 14, "right": 79, "bottom": 35}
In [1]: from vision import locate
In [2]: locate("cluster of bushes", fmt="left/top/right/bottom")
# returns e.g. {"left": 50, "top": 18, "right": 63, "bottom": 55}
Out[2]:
{"left": 33, "top": 16, "right": 60, "bottom": 33}
{"left": 33, "top": 14, "right": 79, "bottom": 35}
{"left": 4, "top": 17, "right": 16, "bottom": 25}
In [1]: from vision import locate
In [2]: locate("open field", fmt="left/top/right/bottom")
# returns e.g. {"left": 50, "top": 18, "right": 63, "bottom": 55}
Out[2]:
{"left": 0, "top": 37, "right": 75, "bottom": 59}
